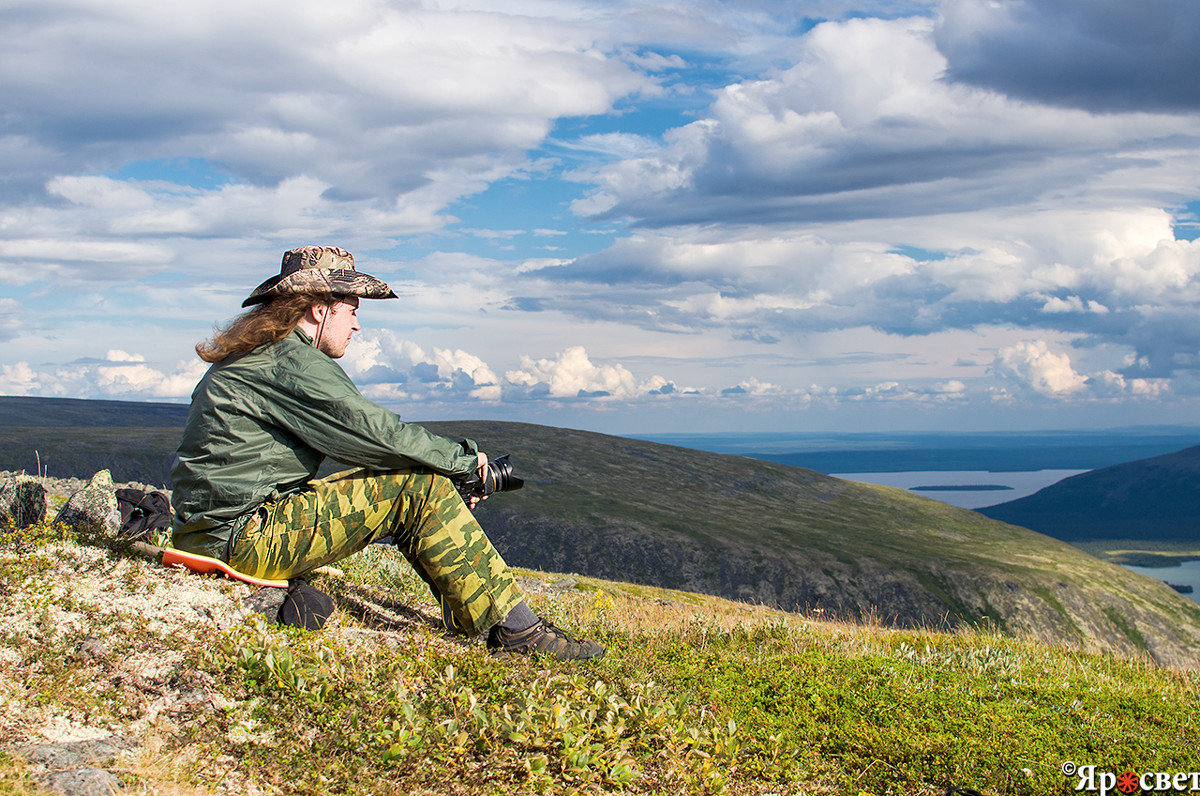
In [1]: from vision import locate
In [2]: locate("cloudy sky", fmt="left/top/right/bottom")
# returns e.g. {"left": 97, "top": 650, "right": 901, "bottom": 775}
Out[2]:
{"left": 3, "top": 0, "right": 1199, "bottom": 434}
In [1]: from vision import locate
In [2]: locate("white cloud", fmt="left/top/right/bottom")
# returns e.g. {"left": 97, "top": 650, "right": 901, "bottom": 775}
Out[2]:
{"left": 0, "top": 0, "right": 654, "bottom": 203}
{"left": 841, "top": 379, "right": 970, "bottom": 403}
{"left": 340, "top": 331, "right": 504, "bottom": 403}
{"left": 1039, "top": 295, "right": 1108, "bottom": 314}
{"left": 720, "top": 376, "right": 788, "bottom": 396}
{"left": 519, "top": 14, "right": 1200, "bottom": 392}
{"left": 0, "top": 362, "right": 39, "bottom": 396}
{"left": 989, "top": 339, "right": 1171, "bottom": 401}
{"left": 993, "top": 340, "right": 1088, "bottom": 397}
{"left": 503, "top": 345, "right": 685, "bottom": 400}
{"left": 1088, "top": 369, "right": 1170, "bottom": 399}
{"left": 340, "top": 331, "right": 427, "bottom": 375}
{"left": 577, "top": 15, "right": 1200, "bottom": 227}
{"left": 0, "top": 354, "right": 208, "bottom": 400}
{"left": 935, "top": 379, "right": 966, "bottom": 394}
{"left": 344, "top": 335, "right": 691, "bottom": 406}
{"left": 506, "top": 346, "right": 639, "bottom": 398}
{"left": 153, "top": 360, "right": 210, "bottom": 398}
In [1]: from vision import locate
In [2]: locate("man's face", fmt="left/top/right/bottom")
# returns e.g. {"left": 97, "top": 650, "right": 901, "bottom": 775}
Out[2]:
{"left": 316, "top": 297, "right": 361, "bottom": 359}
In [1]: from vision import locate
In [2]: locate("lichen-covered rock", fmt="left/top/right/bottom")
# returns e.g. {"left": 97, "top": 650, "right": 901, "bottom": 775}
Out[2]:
{"left": 17, "top": 737, "right": 131, "bottom": 796}
{"left": 0, "top": 472, "right": 47, "bottom": 528}
{"left": 54, "top": 470, "right": 121, "bottom": 535}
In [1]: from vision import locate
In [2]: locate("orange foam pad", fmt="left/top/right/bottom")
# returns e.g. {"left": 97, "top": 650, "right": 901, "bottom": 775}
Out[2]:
{"left": 161, "top": 548, "right": 289, "bottom": 589}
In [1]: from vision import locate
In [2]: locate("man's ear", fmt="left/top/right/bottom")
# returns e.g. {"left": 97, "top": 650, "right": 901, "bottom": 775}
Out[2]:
{"left": 305, "top": 302, "right": 329, "bottom": 324}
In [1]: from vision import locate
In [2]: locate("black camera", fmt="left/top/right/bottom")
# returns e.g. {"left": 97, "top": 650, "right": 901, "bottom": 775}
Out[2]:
{"left": 456, "top": 454, "right": 524, "bottom": 501}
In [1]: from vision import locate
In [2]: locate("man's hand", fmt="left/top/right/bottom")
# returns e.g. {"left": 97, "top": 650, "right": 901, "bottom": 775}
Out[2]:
{"left": 467, "top": 452, "right": 490, "bottom": 509}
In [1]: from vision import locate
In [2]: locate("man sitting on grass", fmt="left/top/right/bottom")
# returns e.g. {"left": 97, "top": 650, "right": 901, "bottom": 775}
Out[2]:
{"left": 170, "top": 245, "right": 604, "bottom": 661}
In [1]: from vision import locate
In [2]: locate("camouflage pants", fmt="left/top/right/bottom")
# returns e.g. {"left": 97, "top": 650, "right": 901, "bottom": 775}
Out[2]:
{"left": 228, "top": 468, "right": 524, "bottom": 636}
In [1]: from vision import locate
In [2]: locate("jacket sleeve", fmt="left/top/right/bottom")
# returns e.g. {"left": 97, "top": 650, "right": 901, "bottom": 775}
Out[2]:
{"left": 261, "top": 344, "right": 480, "bottom": 478}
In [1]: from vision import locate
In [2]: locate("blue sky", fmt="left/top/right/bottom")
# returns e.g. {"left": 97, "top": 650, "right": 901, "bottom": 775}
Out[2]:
{"left": 3, "top": 0, "right": 1200, "bottom": 434}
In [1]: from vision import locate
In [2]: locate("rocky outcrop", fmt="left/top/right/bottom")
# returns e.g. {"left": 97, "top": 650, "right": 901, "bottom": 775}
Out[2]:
{"left": 15, "top": 737, "right": 130, "bottom": 796}
{"left": 0, "top": 472, "right": 47, "bottom": 527}
{"left": 54, "top": 470, "right": 122, "bottom": 535}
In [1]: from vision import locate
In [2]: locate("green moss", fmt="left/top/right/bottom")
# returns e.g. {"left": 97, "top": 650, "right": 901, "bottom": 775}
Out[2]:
{"left": 1030, "top": 586, "right": 1082, "bottom": 639}
{"left": 1103, "top": 606, "right": 1151, "bottom": 652}
{"left": 913, "top": 571, "right": 976, "bottom": 626}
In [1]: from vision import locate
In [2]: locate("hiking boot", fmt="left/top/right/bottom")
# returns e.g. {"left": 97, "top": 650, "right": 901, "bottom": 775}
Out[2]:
{"left": 487, "top": 619, "right": 606, "bottom": 661}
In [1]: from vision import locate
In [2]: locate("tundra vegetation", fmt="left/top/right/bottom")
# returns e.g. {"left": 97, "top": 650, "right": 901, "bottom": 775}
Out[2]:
{"left": 2, "top": 513, "right": 1196, "bottom": 796}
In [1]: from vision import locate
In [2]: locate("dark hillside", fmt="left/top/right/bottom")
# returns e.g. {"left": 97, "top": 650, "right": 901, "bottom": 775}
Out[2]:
{"left": 979, "top": 445, "right": 1200, "bottom": 542}
{"left": 0, "top": 425, "right": 183, "bottom": 484}
{"left": 4, "top": 397, "right": 1200, "bottom": 665}
{"left": 0, "top": 396, "right": 189, "bottom": 426}
{"left": 425, "top": 421, "right": 1200, "bottom": 668}
{"left": 0, "top": 396, "right": 190, "bottom": 483}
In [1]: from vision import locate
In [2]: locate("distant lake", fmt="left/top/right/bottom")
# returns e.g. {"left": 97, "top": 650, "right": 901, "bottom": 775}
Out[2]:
{"left": 829, "top": 469, "right": 1087, "bottom": 509}
{"left": 1121, "top": 560, "right": 1200, "bottom": 605}
{"left": 630, "top": 429, "right": 1200, "bottom": 474}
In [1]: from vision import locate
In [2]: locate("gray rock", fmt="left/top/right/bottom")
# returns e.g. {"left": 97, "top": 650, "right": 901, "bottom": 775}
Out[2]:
{"left": 544, "top": 576, "right": 579, "bottom": 593}
{"left": 0, "top": 472, "right": 47, "bottom": 528}
{"left": 243, "top": 586, "right": 288, "bottom": 619}
{"left": 54, "top": 470, "right": 121, "bottom": 535}
{"left": 43, "top": 767, "right": 122, "bottom": 796}
{"left": 16, "top": 737, "right": 127, "bottom": 769}
{"left": 16, "top": 737, "right": 130, "bottom": 795}
{"left": 77, "top": 636, "right": 110, "bottom": 661}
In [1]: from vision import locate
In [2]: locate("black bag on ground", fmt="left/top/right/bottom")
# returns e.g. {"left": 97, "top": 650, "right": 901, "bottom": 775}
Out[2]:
{"left": 115, "top": 488, "right": 172, "bottom": 542}
{"left": 279, "top": 578, "right": 335, "bottom": 630}
{"left": 243, "top": 579, "right": 335, "bottom": 631}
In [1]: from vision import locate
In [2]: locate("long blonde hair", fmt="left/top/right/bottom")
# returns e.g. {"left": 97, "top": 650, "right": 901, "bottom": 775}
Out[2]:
{"left": 196, "top": 292, "right": 333, "bottom": 363}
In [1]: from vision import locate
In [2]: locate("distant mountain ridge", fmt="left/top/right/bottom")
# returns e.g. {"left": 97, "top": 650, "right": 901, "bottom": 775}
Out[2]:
{"left": 979, "top": 445, "right": 1200, "bottom": 542}
{"left": 0, "top": 395, "right": 189, "bottom": 427}
{"left": 4, "top": 395, "right": 1200, "bottom": 667}
{"left": 0, "top": 397, "right": 188, "bottom": 483}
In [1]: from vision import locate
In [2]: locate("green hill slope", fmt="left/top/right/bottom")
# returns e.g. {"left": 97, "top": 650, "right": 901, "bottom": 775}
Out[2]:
{"left": 0, "top": 395, "right": 189, "bottom": 427}
{"left": 3, "top": 397, "right": 1199, "bottom": 668}
{"left": 979, "top": 445, "right": 1200, "bottom": 543}
{"left": 423, "top": 421, "right": 1200, "bottom": 669}
{"left": 0, "top": 397, "right": 188, "bottom": 483}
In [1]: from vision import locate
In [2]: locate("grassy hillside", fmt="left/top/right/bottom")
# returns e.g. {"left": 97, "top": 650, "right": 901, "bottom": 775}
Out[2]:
{"left": 419, "top": 421, "right": 1200, "bottom": 669}
{"left": 0, "top": 397, "right": 188, "bottom": 484}
{"left": 979, "top": 445, "right": 1200, "bottom": 543}
{"left": 0, "top": 396, "right": 189, "bottom": 427}
{"left": 4, "top": 397, "right": 1200, "bottom": 667}
{"left": 3, "top": 520, "right": 1197, "bottom": 796}
{"left": 0, "top": 425, "right": 183, "bottom": 485}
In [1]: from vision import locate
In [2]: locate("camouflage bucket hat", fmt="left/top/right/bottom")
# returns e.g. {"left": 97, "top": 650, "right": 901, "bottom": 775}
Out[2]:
{"left": 242, "top": 246, "right": 398, "bottom": 308}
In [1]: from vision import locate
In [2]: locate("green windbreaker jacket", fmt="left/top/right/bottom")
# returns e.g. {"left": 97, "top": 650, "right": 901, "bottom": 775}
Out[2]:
{"left": 170, "top": 328, "right": 479, "bottom": 559}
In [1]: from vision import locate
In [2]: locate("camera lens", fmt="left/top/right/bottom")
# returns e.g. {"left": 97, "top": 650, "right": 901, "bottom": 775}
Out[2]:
{"left": 456, "top": 454, "right": 524, "bottom": 501}
{"left": 483, "top": 455, "right": 523, "bottom": 495}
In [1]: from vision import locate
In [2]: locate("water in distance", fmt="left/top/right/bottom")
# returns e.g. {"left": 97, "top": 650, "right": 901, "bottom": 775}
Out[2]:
{"left": 629, "top": 428, "right": 1200, "bottom": 473}
{"left": 1122, "top": 560, "right": 1200, "bottom": 605}
{"left": 828, "top": 469, "right": 1087, "bottom": 509}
